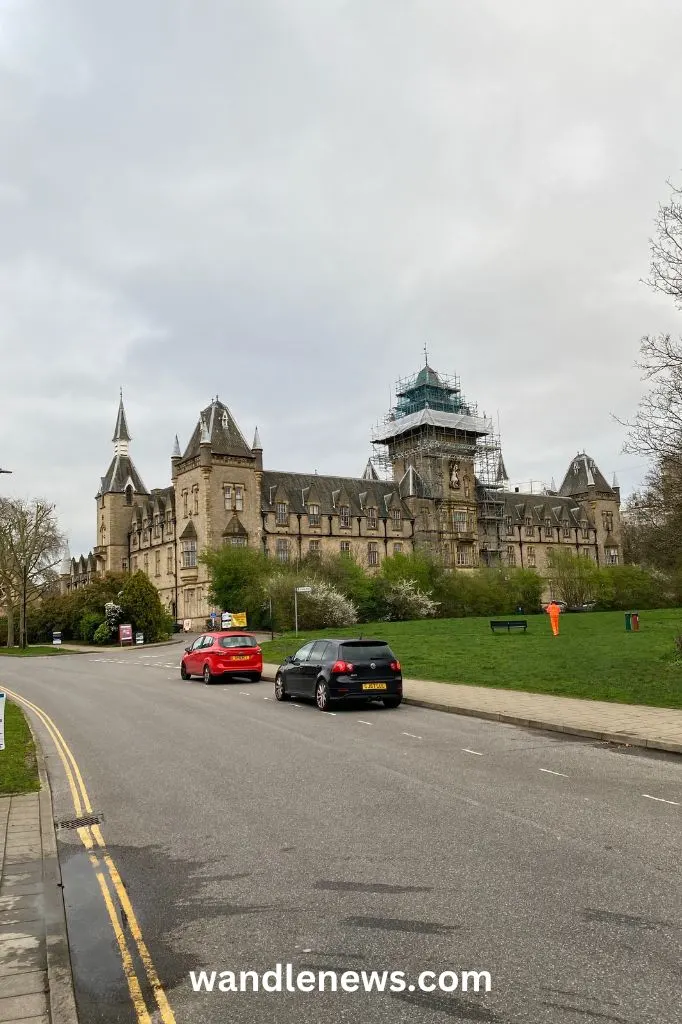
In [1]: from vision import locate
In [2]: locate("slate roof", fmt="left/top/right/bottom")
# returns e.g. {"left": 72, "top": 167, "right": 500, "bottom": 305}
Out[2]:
{"left": 182, "top": 399, "right": 254, "bottom": 461}
{"left": 130, "top": 487, "right": 175, "bottom": 526}
{"left": 487, "top": 488, "right": 594, "bottom": 528}
{"left": 261, "top": 471, "right": 412, "bottom": 518}
{"left": 559, "top": 453, "right": 616, "bottom": 498}
{"left": 99, "top": 455, "right": 149, "bottom": 496}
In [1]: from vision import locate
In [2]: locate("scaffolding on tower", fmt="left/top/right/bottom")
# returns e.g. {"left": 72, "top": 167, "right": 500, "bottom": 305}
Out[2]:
{"left": 369, "top": 361, "right": 508, "bottom": 565}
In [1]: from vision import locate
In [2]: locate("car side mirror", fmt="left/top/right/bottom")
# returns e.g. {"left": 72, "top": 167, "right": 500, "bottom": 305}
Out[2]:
{"left": 184, "top": 645, "right": 192, "bottom": 653}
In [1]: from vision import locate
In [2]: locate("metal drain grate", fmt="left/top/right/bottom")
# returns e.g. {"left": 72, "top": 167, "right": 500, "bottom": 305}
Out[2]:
{"left": 55, "top": 812, "right": 104, "bottom": 831}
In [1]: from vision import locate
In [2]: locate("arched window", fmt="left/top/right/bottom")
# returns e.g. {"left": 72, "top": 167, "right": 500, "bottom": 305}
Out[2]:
{"left": 125, "top": 485, "right": 133, "bottom": 506}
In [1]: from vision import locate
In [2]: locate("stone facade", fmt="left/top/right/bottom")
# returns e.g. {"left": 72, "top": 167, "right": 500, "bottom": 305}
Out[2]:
{"left": 61, "top": 365, "right": 622, "bottom": 626}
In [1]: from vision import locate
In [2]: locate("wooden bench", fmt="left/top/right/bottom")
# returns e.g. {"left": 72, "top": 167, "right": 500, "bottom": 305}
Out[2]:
{"left": 490, "top": 620, "right": 528, "bottom": 633}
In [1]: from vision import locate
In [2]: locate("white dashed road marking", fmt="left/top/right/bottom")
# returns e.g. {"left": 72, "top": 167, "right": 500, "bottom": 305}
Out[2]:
{"left": 642, "top": 794, "right": 680, "bottom": 806}
{"left": 402, "top": 732, "right": 422, "bottom": 740}
{"left": 539, "top": 768, "right": 569, "bottom": 778}
{"left": 462, "top": 748, "right": 484, "bottom": 756}
{"left": 358, "top": 720, "right": 372, "bottom": 726}
{"left": 239, "top": 691, "right": 251, "bottom": 695}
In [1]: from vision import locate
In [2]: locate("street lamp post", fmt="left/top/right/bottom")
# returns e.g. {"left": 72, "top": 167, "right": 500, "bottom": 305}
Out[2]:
{"left": 294, "top": 586, "right": 312, "bottom": 636}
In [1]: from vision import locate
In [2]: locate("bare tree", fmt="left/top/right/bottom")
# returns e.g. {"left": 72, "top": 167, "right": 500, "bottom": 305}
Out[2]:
{"left": 647, "top": 179, "right": 682, "bottom": 306}
{"left": 620, "top": 334, "right": 682, "bottom": 461}
{"left": 616, "top": 179, "right": 682, "bottom": 461}
{"left": 0, "top": 498, "right": 64, "bottom": 648}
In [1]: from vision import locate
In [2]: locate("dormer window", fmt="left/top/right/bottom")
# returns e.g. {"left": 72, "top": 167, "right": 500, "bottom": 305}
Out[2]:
{"left": 391, "top": 509, "right": 402, "bottom": 529}
{"left": 524, "top": 516, "right": 534, "bottom": 537}
{"left": 563, "top": 523, "right": 571, "bottom": 538}
{"left": 367, "top": 507, "right": 377, "bottom": 529}
{"left": 276, "top": 502, "right": 288, "bottom": 526}
{"left": 308, "top": 503, "right": 320, "bottom": 526}
{"left": 340, "top": 505, "right": 351, "bottom": 528}
{"left": 544, "top": 517, "right": 552, "bottom": 538}
{"left": 581, "top": 521, "right": 589, "bottom": 539}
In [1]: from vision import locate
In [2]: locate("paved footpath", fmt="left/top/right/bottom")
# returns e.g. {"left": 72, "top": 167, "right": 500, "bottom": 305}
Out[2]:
{"left": 263, "top": 663, "right": 682, "bottom": 754}
{"left": 0, "top": 767, "right": 78, "bottom": 1023}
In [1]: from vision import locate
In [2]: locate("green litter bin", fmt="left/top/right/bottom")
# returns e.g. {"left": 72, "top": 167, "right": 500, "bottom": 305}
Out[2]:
{"left": 625, "top": 612, "right": 632, "bottom": 631}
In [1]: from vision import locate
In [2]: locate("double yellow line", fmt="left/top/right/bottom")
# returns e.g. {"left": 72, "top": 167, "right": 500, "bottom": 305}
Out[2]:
{"left": 4, "top": 687, "right": 176, "bottom": 1024}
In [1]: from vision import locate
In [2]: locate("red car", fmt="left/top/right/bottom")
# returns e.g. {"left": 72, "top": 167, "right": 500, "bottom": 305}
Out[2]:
{"left": 180, "top": 631, "right": 262, "bottom": 684}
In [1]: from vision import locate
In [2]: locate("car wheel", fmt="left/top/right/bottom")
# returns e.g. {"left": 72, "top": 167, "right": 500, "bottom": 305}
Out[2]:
{"left": 203, "top": 664, "right": 213, "bottom": 685}
{"left": 274, "top": 673, "right": 288, "bottom": 701}
{"left": 250, "top": 673, "right": 261, "bottom": 683}
{"left": 315, "top": 680, "right": 331, "bottom": 712}
{"left": 180, "top": 662, "right": 190, "bottom": 680}
{"left": 383, "top": 697, "right": 402, "bottom": 709}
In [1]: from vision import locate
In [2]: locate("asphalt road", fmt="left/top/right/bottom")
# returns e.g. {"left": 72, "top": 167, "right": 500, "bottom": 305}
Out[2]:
{"left": 1, "top": 647, "right": 681, "bottom": 1024}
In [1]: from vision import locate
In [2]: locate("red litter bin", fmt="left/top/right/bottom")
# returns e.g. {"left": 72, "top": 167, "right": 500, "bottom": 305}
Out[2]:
{"left": 631, "top": 612, "right": 640, "bottom": 632}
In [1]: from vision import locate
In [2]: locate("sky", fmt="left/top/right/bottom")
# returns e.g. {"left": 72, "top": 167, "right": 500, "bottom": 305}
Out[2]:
{"left": 1, "top": 0, "right": 682, "bottom": 557}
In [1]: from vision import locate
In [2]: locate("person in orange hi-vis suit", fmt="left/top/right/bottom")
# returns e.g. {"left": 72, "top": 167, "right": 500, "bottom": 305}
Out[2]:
{"left": 545, "top": 601, "right": 562, "bottom": 636}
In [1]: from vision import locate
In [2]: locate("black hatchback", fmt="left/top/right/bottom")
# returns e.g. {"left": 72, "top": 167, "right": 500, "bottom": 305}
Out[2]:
{"left": 274, "top": 638, "right": 403, "bottom": 711}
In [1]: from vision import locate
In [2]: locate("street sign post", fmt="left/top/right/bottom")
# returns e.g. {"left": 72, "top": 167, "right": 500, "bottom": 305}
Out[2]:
{"left": 294, "top": 587, "right": 313, "bottom": 636}
{"left": 0, "top": 692, "right": 5, "bottom": 751}
{"left": 52, "top": 631, "right": 62, "bottom": 646}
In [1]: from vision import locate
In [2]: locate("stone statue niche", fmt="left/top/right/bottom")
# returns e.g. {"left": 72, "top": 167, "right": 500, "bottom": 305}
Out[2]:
{"left": 448, "top": 459, "right": 460, "bottom": 490}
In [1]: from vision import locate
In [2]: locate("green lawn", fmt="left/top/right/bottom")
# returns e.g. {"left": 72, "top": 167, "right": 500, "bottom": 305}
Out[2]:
{"left": 0, "top": 646, "right": 70, "bottom": 657}
{"left": 260, "top": 609, "right": 682, "bottom": 708}
{"left": 0, "top": 700, "right": 40, "bottom": 795}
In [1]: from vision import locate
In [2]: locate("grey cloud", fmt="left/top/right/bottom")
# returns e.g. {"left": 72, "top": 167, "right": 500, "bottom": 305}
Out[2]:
{"left": 1, "top": 0, "right": 681, "bottom": 552}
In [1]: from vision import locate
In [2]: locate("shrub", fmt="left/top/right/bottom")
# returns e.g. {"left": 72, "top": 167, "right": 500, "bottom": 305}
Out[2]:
{"left": 93, "top": 622, "right": 112, "bottom": 645}
{"left": 374, "top": 578, "right": 439, "bottom": 621}
{"left": 104, "top": 601, "right": 123, "bottom": 633}
{"left": 79, "top": 612, "right": 104, "bottom": 643}
{"left": 263, "top": 573, "right": 357, "bottom": 630}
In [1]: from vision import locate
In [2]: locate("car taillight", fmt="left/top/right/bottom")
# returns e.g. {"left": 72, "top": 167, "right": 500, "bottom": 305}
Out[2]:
{"left": 390, "top": 660, "right": 401, "bottom": 671}
{"left": 331, "top": 660, "right": 353, "bottom": 674}
{"left": 254, "top": 647, "right": 261, "bottom": 654}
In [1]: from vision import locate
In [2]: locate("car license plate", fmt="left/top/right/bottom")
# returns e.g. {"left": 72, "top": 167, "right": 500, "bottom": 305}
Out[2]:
{"left": 233, "top": 655, "right": 249, "bottom": 661}
{"left": 362, "top": 682, "right": 387, "bottom": 691}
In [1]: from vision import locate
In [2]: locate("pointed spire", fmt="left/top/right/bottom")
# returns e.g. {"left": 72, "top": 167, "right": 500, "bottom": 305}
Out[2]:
{"left": 172, "top": 435, "right": 181, "bottom": 458}
{"left": 112, "top": 391, "right": 131, "bottom": 453}
{"left": 496, "top": 453, "right": 509, "bottom": 484}
{"left": 252, "top": 426, "right": 262, "bottom": 450}
{"left": 199, "top": 414, "right": 210, "bottom": 445}
{"left": 612, "top": 472, "right": 619, "bottom": 488}
{"left": 362, "top": 458, "right": 379, "bottom": 481}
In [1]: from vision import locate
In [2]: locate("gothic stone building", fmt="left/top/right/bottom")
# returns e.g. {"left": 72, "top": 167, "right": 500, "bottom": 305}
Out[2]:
{"left": 61, "top": 364, "right": 622, "bottom": 627}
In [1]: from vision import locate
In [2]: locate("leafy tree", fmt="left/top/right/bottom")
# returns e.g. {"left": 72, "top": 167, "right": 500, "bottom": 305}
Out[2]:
{"left": 546, "top": 549, "right": 601, "bottom": 607}
{"left": 316, "top": 554, "right": 375, "bottom": 620}
{"left": 202, "top": 546, "right": 271, "bottom": 626}
{"left": 120, "top": 571, "right": 173, "bottom": 641}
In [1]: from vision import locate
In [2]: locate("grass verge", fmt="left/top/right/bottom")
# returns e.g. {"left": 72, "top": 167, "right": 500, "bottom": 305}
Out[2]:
{"left": 259, "top": 608, "right": 682, "bottom": 708}
{"left": 0, "top": 646, "right": 70, "bottom": 657}
{"left": 0, "top": 699, "right": 40, "bottom": 795}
